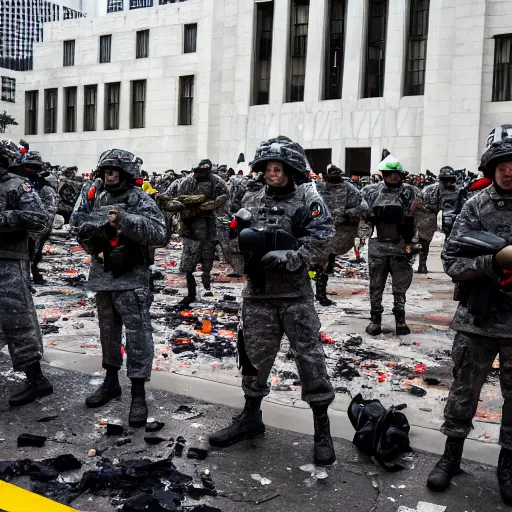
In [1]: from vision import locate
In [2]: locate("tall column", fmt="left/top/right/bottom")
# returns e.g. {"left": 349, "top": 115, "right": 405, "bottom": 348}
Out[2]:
{"left": 97, "top": 82, "right": 105, "bottom": 131}
{"left": 119, "top": 80, "right": 130, "bottom": 130}
{"left": 269, "top": 0, "right": 291, "bottom": 109}
{"left": 76, "top": 84, "right": 84, "bottom": 133}
{"left": 304, "top": 0, "right": 328, "bottom": 102}
{"left": 383, "top": 0, "right": 407, "bottom": 105}
{"left": 341, "top": 0, "right": 366, "bottom": 100}
{"left": 57, "top": 87, "right": 64, "bottom": 134}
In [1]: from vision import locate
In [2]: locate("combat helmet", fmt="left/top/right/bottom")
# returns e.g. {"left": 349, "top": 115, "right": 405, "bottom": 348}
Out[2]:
{"left": 0, "top": 140, "right": 21, "bottom": 171}
{"left": 438, "top": 166, "right": 457, "bottom": 181}
{"left": 96, "top": 148, "right": 143, "bottom": 182}
{"left": 250, "top": 135, "right": 310, "bottom": 184}
{"left": 378, "top": 157, "right": 408, "bottom": 177}
{"left": 479, "top": 140, "right": 512, "bottom": 178}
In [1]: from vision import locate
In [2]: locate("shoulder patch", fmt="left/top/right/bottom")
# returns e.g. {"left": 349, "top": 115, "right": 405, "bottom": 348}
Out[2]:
{"left": 310, "top": 201, "right": 322, "bottom": 217}
{"left": 22, "top": 183, "right": 33, "bottom": 193}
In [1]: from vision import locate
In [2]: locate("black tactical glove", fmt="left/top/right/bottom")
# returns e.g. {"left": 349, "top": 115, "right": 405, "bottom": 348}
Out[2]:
{"left": 260, "top": 250, "right": 303, "bottom": 272}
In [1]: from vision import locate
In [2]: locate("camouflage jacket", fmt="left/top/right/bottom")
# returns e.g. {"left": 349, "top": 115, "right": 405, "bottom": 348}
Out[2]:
{"left": 0, "top": 172, "right": 48, "bottom": 260}
{"left": 74, "top": 185, "right": 167, "bottom": 291}
{"left": 442, "top": 185, "right": 512, "bottom": 337}
{"left": 241, "top": 183, "right": 334, "bottom": 299}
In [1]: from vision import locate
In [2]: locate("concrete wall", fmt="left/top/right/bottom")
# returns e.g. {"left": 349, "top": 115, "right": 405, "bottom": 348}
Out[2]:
{"left": 9, "top": 0, "right": 512, "bottom": 174}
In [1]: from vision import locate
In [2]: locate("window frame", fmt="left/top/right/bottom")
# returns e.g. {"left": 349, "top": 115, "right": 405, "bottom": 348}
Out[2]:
{"left": 107, "top": 0, "right": 123, "bottom": 13}
{"left": 84, "top": 85, "right": 97, "bottom": 132}
{"left": 288, "top": 0, "right": 310, "bottom": 103}
{"left": 1, "top": 76, "right": 16, "bottom": 103}
{"left": 25, "top": 90, "right": 38, "bottom": 135}
{"left": 136, "top": 29, "right": 150, "bottom": 59}
{"left": 104, "top": 82, "right": 121, "bottom": 130}
{"left": 493, "top": 34, "right": 512, "bottom": 102}
{"left": 131, "top": 79, "right": 146, "bottom": 129}
{"left": 44, "top": 88, "right": 58, "bottom": 134}
{"left": 63, "top": 39, "right": 75, "bottom": 67}
{"left": 184, "top": 23, "right": 198, "bottom": 54}
{"left": 252, "top": 1, "right": 274, "bottom": 106}
{"left": 404, "top": 0, "right": 429, "bottom": 96}
{"left": 64, "top": 86, "right": 77, "bottom": 133}
{"left": 324, "top": 0, "right": 346, "bottom": 100}
{"left": 179, "top": 75, "right": 194, "bottom": 126}
{"left": 363, "top": 0, "right": 389, "bottom": 99}
{"left": 99, "top": 35, "right": 112, "bottom": 64}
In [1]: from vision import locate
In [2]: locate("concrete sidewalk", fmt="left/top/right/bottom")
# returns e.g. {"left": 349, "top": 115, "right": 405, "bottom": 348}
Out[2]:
{"left": 0, "top": 355, "right": 506, "bottom": 512}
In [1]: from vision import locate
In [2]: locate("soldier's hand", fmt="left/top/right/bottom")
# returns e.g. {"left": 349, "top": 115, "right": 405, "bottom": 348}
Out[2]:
{"left": 496, "top": 245, "right": 512, "bottom": 270}
{"left": 199, "top": 200, "right": 217, "bottom": 211}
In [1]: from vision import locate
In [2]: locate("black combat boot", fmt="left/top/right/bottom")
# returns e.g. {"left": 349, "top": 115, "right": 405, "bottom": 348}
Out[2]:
{"left": 498, "top": 448, "right": 512, "bottom": 505}
{"left": 31, "top": 264, "right": 46, "bottom": 285}
{"left": 129, "top": 378, "right": 148, "bottom": 428}
{"left": 202, "top": 272, "right": 213, "bottom": 297}
{"left": 312, "top": 405, "right": 336, "bottom": 466}
{"left": 315, "top": 271, "right": 335, "bottom": 307}
{"left": 394, "top": 310, "right": 411, "bottom": 335}
{"left": 176, "top": 272, "right": 197, "bottom": 309}
{"left": 416, "top": 242, "right": 430, "bottom": 274}
{"left": 393, "top": 293, "right": 411, "bottom": 335}
{"left": 209, "top": 396, "right": 265, "bottom": 447}
{"left": 427, "top": 437, "right": 464, "bottom": 491}
{"left": 85, "top": 365, "right": 121, "bottom": 408}
{"left": 365, "top": 311, "right": 382, "bottom": 336}
{"left": 9, "top": 362, "right": 53, "bottom": 406}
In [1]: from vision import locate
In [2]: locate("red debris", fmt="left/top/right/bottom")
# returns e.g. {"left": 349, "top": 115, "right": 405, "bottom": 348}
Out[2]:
{"left": 321, "top": 332, "right": 335, "bottom": 344}
{"left": 414, "top": 363, "right": 426, "bottom": 373}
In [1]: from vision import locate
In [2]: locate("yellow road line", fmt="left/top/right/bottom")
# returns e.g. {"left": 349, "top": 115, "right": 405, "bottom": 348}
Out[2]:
{"left": 0, "top": 481, "right": 78, "bottom": 512}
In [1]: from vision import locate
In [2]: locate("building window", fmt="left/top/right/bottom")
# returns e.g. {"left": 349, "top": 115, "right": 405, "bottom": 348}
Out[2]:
{"left": 288, "top": 0, "right": 309, "bottom": 103}
{"left": 64, "top": 86, "right": 77, "bottom": 133}
{"left": 179, "top": 75, "right": 194, "bottom": 126}
{"left": 25, "top": 91, "right": 38, "bottom": 135}
{"left": 1, "top": 77, "right": 15, "bottom": 103}
{"left": 105, "top": 82, "right": 120, "bottom": 130}
{"left": 252, "top": 2, "right": 274, "bottom": 106}
{"left": 44, "top": 88, "right": 58, "bottom": 134}
{"left": 130, "top": 0, "right": 153, "bottom": 9}
{"left": 131, "top": 80, "right": 146, "bottom": 129}
{"left": 324, "top": 0, "right": 346, "bottom": 100}
{"left": 136, "top": 30, "right": 149, "bottom": 59}
{"left": 364, "top": 0, "right": 389, "bottom": 98}
{"left": 63, "top": 40, "right": 75, "bottom": 67}
{"left": 404, "top": 0, "right": 429, "bottom": 96}
{"left": 99, "top": 35, "right": 112, "bottom": 63}
{"left": 107, "top": 0, "right": 123, "bottom": 12}
{"left": 84, "top": 85, "right": 97, "bottom": 132}
{"left": 184, "top": 24, "right": 197, "bottom": 54}
{"left": 493, "top": 35, "right": 512, "bottom": 102}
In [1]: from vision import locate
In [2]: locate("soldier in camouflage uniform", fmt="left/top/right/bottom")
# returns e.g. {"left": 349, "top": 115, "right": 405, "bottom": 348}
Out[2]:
{"left": 57, "top": 166, "right": 82, "bottom": 223}
{"left": 209, "top": 136, "right": 336, "bottom": 466}
{"left": 314, "top": 165, "right": 369, "bottom": 306}
{"left": 416, "top": 180, "right": 439, "bottom": 274}
{"left": 9, "top": 151, "right": 58, "bottom": 284}
{"left": 427, "top": 136, "right": 512, "bottom": 505}
{"left": 159, "top": 160, "right": 229, "bottom": 306}
{"left": 0, "top": 140, "right": 53, "bottom": 406}
{"left": 72, "top": 149, "right": 167, "bottom": 428}
{"left": 362, "top": 159, "right": 422, "bottom": 336}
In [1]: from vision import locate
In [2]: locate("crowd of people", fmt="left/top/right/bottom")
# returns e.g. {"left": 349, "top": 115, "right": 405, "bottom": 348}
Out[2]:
{"left": 0, "top": 129, "right": 511, "bottom": 504}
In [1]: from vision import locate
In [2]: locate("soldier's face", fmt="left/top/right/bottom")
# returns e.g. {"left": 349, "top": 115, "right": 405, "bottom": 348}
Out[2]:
{"left": 383, "top": 172, "right": 402, "bottom": 185}
{"left": 264, "top": 161, "right": 288, "bottom": 187}
{"left": 104, "top": 169, "right": 120, "bottom": 186}
{"left": 496, "top": 162, "right": 512, "bottom": 190}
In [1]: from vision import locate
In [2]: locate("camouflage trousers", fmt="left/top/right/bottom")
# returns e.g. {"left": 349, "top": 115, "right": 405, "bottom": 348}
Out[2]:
{"left": 179, "top": 238, "right": 216, "bottom": 274}
{"left": 368, "top": 240, "right": 413, "bottom": 313}
{"left": 239, "top": 297, "right": 334, "bottom": 406}
{"left": 96, "top": 288, "right": 155, "bottom": 380}
{"left": 0, "top": 260, "right": 43, "bottom": 371}
{"left": 442, "top": 332, "right": 512, "bottom": 449}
